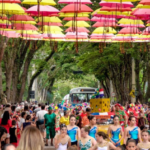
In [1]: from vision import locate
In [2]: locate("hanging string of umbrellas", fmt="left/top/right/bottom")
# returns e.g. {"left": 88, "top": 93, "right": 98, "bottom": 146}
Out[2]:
{"left": 0, "top": 0, "right": 150, "bottom": 43}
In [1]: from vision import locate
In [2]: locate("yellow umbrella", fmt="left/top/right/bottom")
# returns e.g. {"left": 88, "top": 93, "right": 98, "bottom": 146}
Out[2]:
{"left": 22, "top": 0, "right": 56, "bottom": 5}
{"left": 0, "top": 3, "right": 24, "bottom": 14}
{"left": 42, "top": 31, "right": 64, "bottom": 34}
{"left": 0, "top": 20, "right": 11, "bottom": 25}
{"left": 16, "top": 30, "right": 39, "bottom": 34}
{"left": 97, "top": 10, "right": 126, "bottom": 15}
{"left": 64, "top": 21, "right": 90, "bottom": 27}
{"left": 138, "top": 5, "right": 150, "bottom": 9}
{"left": 37, "top": 17, "right": 62, "bottom": 23}
{"left": 41, "top": 26, "right": 63, "bottom": 32}
{"left": 11, "top": 20, "right": 36, "bottom": 24}
{"left": 93, "top": 27, "right": 117, "bottom": 34}
{"left": 92, "top": 8, "right": 100, "bottom": 15}
{"left": 118, "top": 19, "right": 144, "bottom": 25}
{"left": 59, "top": 12, "right": 90, "bottom": 17}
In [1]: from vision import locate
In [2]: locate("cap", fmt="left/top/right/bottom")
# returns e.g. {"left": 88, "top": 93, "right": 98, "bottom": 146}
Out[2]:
{"left": 48, "top": 106, "right": 52, "bottom": 110}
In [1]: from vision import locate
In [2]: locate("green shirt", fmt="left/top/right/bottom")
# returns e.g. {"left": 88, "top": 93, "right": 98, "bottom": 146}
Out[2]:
{"left": 44, "top": 113, "right": 56, "bottom": 127}
{"left": 115, "top": 110, "right": 125, "bottom": 122}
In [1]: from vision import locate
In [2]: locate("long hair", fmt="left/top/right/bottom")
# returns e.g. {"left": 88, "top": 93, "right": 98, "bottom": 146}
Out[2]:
{"left": 16, "top": 126, "right": 44, "bottom": 150}
{"left": 0, "top": 126, "right": 7, "bottom": 138}
{"left": 1, "top": 111, "right": 10, "bottom": 125}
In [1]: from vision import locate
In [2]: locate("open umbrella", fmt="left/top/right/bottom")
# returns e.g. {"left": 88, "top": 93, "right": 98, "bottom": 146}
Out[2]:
{"left": 63, "top": 17, "right": 90, "bottom": 21}
{"left": 22, "top": 0, "right": 56, "bottom": 5}
{"left": 118, "top": 27, "right": 141, "bottom": 34}
{"left": 64, "top": 21, "right": 90, "bottom": 27}
{"left": 58, "top": 0, "right": 92, "bottom": 4}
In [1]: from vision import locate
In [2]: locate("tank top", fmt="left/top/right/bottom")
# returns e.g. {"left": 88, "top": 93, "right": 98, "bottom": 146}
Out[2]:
{"left": 111, "top": 128, "right": 121, "bottom": 141}
{"left": 23, "top": 122, "right": 31, "bottom": 130}
{"left": 9, "top": 127, "right": 17, "bottom": 143}
{"left": 89, "top": 126, "right": 97, "bottom": 139}
{"left": 129, "top": 127, "right": 138, "bottom": 140}
{"left": 97, "top": 142, "right": 109, "bottom": 150}
{"left": 57, "top": 142, "right": 68, "bottom": 150}
{"left": 67, "top": 127, "right": 78, "bottom": 142}
{"left": 79, "top": 139, "right": 92, "bottom": 150}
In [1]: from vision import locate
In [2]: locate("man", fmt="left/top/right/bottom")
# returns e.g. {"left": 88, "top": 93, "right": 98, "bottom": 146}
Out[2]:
{"left": 114, "top": 103, "right": 127, "bottom": 127}
{"left": 34, "top": 103, "right": 41, "bottom": 113}
{"left": 44, "top": 106, "right": 56, "bottom": 146}
{"left": 18, "top": 112, "right": 26, "bottom": 128}
{"left": 81, "top": 107, "right": 91, "bottom": 127}
{"left": 36, "top": 104, "right": 47, "bottom": 137}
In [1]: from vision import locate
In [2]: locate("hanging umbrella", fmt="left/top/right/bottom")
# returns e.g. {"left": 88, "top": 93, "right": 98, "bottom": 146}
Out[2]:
{"left": 9, "top": 15, "right": 35, "bottom": 21}
{"left": 58, "top": 0, "right": 92, "bottom": 4}
{"left": 65, "top": 27, "right": 90, "bottom": 32}
{"left": 100, "top": 6, "right": 132, "bottom": 12}
{"left": 11, "top": 20, "right": 36, "bottom": 24}
{"left": 118, "top": 27, "right": 141, "bottom": 34}
{"left": 118, "top": 24, "right": 145, "bottom": 28}
{"left": 26, "top": 5, "right": 59, "bottom": 16}
{"left": 60, "top": 4, "right": 93, "bottom": 13}
{"left": 0, "top": 3, "right": 25, "bottom": 14}
{"left": 37, "top": 22, "right": 63, "bottom": 26}
{"left": 59, "top": 12, "right": 90, "bottom": 17}
{"left": 13, "top": 24, "right": 38, "bottom": 30}
{"left": 93, "top": 27, "right": 117, "bottom": 34}
{"left": 92, "top": 22, "right": 117, "bottom": 27}
{"left": 142, "top": 27, "right": 150, "bottom": 35}
{"left": 22, "top": 0, "right": 56, "bottom": 5}
{"left": 0, "top": 0, "right": 21, "bottom": 3}
{"left": 91, "top": 17, "right": 116, "bottom": 22}
{"left": 133, "top": 9, "right": 150, "bottom": 17}
{"left": 37, "top": 16, "right": 62, "bottom": 23}
{"left": 63, "top": 17, "right": 90, "bottom": 21}
{"left": 140, "top": 0, "right": 150, "bottom": 5}
{"left": 99, "top": 1, "right": 134, "bottom": 8}
{"left": 64, "top": 21, "right": 90, "bottom": 27}
{"left": 0, "top": 30, "right": 21, "bottom": 38}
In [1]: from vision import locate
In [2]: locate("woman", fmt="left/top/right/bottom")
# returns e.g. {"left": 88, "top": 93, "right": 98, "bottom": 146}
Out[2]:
{"left": 0, "top": 111, "right": 12, "bottom": 144}
{"left": 124, "top": 116, "right": 142, "bottom": 144}
{"left": 78, "top": 126, "right": 96, "bottom": 150}
{"left": 88, "top": 116, "right": 97, "bottom": 140}
{"left": 54, "top": 124, "right": 71, "bottom": 150}
{"left": 16, "top": 126, "right": 44, "bottom": 150}
{"left": 91, "top": 131, "right": 116, "bottom": 150}
{"left": 137, "top": 129, "right": 150, "bottom": 150}
{"left": 67, "top": 115, "right": 80, "bottom": 146}
{"left": 0, "top": 127, "right": 7, "bottom": 150}
{"left": 107, "top": 115, "right": 123, "bottom": 146}
{"left": 60, "top": 110, "right": 70, "bottom": 126}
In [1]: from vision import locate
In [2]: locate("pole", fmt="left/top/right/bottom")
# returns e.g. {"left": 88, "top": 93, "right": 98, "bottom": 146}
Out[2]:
{"left": 110, "top": 80, "right": 114, "bottom": 102}
{"left": 131, "top": 58, "right": 136, "bottom": 103}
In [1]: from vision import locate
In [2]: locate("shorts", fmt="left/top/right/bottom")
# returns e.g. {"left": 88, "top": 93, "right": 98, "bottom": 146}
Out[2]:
{"left": 46, "top": 127, "right": 55, "bottom": 139}
{"left": 39, "top": 124, "right": 45, "bottom": 132}
{"left": 71, "top": 141, "right": 78, "bottom": 146}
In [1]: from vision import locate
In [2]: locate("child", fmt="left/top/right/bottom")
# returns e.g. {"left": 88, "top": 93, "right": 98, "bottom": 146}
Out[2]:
{"left": 9, "top": 120, "right": 18, "bottom": 147}
{"left": 126, "top": 139, "right": 137, "bottom": 150}
{"left": 137, "top": 130, "right": 150, "bottom": 150}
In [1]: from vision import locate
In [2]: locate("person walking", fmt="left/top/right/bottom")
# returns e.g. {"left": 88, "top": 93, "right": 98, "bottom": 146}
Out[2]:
{"left": 44, "top": 106, "right": 56, "bottom": 146}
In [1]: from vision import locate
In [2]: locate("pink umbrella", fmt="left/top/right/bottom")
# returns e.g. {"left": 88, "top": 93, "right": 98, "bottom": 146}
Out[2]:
{"left": 65, "top": 27, "right": 90, "bottom": 32}
{"left": 13, "top": 24, "right": 38, "bottom": 30}
{"left": 63, "top": 17, "right": 90, "bottom": 21}
{"left": 93, "top": 13, "right": 125, "bottom": 19}
{"left": 118, "top": 24, "right": 145, "bottom": 28}
{"left": 100, "top": 6, "right": 131, "bottom": 12}
{"left": 142, "top": 27, "right": 150, "bottom": 35}
{"left": 26, "top": 5, "right": 59, "bottom": 16}
{"left": 0, "top": 31, "right": 20, "bottom": 38}
{"left": 99, "top": 1, "right": 134, "bottom": 8}
{"left": 58, "top": 0, "right": 92, "bottom": 4}
{"left": 43, "top": 34, "right": 65, "bottom": 39}
{"left": 9, "top": 15, "right": 34, "bottom": 21}
{"left": 133, "top": 9, "right": 150, "bottom": 17}
{"left": 118, "top": 27, "right": 141, "bottom": 34}
{"left": 92, "top": 22, "right": 117, "bottom": 27}
{"left": 91, "top": 17, "right": 116, "bottom": 22}
{"left": 22, "top": 34, "right": 43, "bottom": 39}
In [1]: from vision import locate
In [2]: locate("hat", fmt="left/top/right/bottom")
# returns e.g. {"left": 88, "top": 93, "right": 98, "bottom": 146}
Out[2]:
{"left": 48, "top": 106, "right": 52, "bottom": 110}
{"left": 114, "top": 103, "right": 121, "bottom": 107}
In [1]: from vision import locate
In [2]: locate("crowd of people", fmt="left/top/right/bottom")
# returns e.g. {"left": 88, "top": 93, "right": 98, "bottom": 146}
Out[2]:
{"left": 0, "top": 101, "right": 149, "bottom": 150}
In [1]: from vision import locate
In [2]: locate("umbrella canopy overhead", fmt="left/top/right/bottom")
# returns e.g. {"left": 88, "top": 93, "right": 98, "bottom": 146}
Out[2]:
{"left": 26, "top": 5, "right": 59, "bottom": 16}
{"left": 64, "top": 21, "right": 90, "bottom": 27}
{"left": 58, "top": 0, "right": 92, "bottom": 4}
{"left": 65, "top": 27, "right": 90, "bottom": 32}
{"left": 13, "top": 23, "right": 38, "bottom": 30}
{"left": 9, "top": 15, "right": 34, "bottom": 21}
{"left": 22, "top": 0, "right": 56, "bottom": 5}
{"left": 63, "top": 17, "right": 90, "bottom": 21}
{"left": 60, "top": 4, "right": 93, "bottom": 13}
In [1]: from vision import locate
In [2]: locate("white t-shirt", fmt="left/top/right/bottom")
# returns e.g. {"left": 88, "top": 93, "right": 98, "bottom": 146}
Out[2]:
{"left": 19, "top": 118, "right": 25, "bottom": 128}
{"left": 36, "top": 110, "right": 47, "bottom": 120}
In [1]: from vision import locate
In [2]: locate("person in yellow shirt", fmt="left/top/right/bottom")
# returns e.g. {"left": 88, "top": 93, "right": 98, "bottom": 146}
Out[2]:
{"left": 60, "top": 110, "right": 70, "bottom": 125}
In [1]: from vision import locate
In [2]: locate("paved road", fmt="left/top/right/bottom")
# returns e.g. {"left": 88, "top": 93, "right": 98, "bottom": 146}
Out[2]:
{"left": 44, "top": 146, "right": 55, "bottom": 150}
